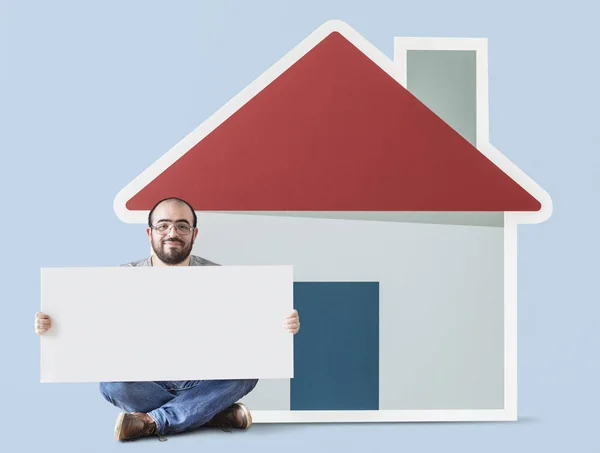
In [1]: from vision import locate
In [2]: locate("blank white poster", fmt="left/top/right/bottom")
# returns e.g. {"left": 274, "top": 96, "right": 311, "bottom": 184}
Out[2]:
{"left": 40, "top": 265, "right": 294, "bottom": 383}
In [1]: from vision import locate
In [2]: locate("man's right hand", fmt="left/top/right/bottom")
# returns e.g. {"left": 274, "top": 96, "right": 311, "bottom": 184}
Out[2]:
{"left": 35, "top": 312, "right": 52, "bottom": 335}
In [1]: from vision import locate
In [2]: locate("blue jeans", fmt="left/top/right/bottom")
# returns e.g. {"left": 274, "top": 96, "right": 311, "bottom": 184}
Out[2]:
{"left": 99, "top": 379, "right": 259, "bottom": 435}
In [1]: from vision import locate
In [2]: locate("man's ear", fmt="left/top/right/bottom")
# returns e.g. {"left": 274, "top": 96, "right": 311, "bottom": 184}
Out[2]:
{"left": 146, "top": 227, "right": 152, "bottom": 243}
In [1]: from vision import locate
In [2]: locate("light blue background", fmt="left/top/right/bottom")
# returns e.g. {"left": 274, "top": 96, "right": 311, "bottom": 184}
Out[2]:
{"left": 1, "top": 0, "right": 597, "bottom": 451}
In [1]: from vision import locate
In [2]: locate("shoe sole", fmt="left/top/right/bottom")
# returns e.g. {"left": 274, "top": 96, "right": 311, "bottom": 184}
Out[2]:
{"left": 236, "top": 403, "right": 252, "bottom": 429}
{"left": 114, "top": 412, "right": 126, "bottom": 441}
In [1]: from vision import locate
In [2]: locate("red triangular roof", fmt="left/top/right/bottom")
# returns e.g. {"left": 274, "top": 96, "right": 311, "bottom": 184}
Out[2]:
{"left": 126, "top": 32, "right": 541, "bottom": 212}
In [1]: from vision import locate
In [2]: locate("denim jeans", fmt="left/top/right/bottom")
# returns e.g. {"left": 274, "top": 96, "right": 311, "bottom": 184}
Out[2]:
{"left": 99, "top": 379, "right": 259, "bottom": 435}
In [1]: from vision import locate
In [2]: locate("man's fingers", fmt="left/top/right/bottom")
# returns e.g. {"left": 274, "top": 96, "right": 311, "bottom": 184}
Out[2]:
{"left": 35, "top": 325, "right": 49, "bottom": 335}
{"left": 284, "top": 323, "right": 300, "bottom": 332}
{"left": 285, "top": 323, "right": 300, "bottom": 333}
{"left": 35, "top": 317, "right": 52, "bottom": 334}
{"left": 35, "top": 313, "right": 52, "bottom": 335}
{"left": 282, "top": 310, "right": 300, "bottom": 333}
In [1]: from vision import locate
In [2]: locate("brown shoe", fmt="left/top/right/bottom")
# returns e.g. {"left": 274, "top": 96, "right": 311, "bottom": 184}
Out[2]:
{"left": 207, "top": 403, "right": 252, "bottom": 431}
{"left": 114, "top": 412, "right": 161, "bottom": 441}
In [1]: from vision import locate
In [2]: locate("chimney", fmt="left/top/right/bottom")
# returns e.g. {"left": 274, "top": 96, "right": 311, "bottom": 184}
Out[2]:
{"left": 394, "top": 38, "right": 488, "bottom": 148}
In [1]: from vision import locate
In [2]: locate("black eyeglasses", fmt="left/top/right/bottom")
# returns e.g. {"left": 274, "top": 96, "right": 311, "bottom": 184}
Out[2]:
{"left": 150, "top": 222, "right": 194, "bottom": 236}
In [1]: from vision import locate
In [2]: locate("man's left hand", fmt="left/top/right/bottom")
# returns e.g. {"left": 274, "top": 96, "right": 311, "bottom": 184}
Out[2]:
{"left": 283, "top": 309, "right": 300, "bottom": 334}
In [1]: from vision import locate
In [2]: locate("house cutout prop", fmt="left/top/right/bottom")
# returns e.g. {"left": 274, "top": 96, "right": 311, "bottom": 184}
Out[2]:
{"left": 114, "top": 20, "right": 552, "bottom": 423}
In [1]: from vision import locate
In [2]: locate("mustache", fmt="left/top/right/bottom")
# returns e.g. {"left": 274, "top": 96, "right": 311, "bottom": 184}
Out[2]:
{"left": 162, "top": 238, "right": 185, "bottom": 245}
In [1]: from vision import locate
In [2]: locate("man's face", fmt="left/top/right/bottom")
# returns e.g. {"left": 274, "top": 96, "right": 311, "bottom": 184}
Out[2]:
{"left": 146, "top": 200, "right": 198, "bottom": 265}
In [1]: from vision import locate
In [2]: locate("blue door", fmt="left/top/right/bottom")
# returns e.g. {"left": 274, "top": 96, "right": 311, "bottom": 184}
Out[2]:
{"left": 291, "top": 282, "right": 379, "bottom": 410}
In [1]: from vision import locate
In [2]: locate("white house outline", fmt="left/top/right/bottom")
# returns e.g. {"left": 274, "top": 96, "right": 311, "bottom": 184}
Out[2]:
{"left": 114, "top": 20, "right": 552, "bottom": 423}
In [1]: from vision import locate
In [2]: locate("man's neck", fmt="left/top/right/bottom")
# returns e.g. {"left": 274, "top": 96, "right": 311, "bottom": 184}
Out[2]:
{"left": 151, "top": 255, "right": 192, "bottom": 267}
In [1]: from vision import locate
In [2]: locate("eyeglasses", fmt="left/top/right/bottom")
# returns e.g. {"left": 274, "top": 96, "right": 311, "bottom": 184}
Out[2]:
{"left": 151, "top": 222, "right": 195, "bottom": 236}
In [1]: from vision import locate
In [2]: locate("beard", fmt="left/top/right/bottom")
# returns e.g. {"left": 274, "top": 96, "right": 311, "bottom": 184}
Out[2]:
{"left": 151, "top": 236, "right": 194, "bottom": 265}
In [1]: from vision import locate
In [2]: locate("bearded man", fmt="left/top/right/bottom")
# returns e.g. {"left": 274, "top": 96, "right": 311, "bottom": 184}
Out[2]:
{"left": 35, "top": 197, "right": 300, "bottom": 441}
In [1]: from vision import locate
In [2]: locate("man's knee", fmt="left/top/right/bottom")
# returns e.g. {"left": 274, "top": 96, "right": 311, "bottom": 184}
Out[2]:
{"left": 248, "top": 379, "right": 259, "bottom": 393}
{"left": 99, "top": 381, "right": 171, "bottom": 413}
{"left": 99, "top": 382, "right": 144, "bottom": 412}
{"left": 99, "top": 382, "right": 125, "bottom": 406}
{"left": 241, "top": 378, "right": 259, "bottom": 397}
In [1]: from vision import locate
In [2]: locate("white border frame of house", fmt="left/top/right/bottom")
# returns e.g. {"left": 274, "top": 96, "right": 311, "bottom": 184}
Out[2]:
{"left": 114, "top": 20, "right": 553, "bottom": 423}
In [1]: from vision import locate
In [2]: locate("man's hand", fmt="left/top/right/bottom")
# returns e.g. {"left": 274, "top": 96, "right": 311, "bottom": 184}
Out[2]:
{"left": 283, "top": 309, "right": 300, "bottom": 334}
{"left": 35, "top": 312, "right": 52, "bottom": 335}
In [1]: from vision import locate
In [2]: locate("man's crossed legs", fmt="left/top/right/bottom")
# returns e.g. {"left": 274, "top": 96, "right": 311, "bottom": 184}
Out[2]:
{"left": 100, "top": 378, "right": 259, "bottom": 441}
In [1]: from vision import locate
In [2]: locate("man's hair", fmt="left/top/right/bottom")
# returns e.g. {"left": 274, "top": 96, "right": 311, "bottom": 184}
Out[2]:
{"left": 148, "top": 197, "right": 198, "bottom": 228}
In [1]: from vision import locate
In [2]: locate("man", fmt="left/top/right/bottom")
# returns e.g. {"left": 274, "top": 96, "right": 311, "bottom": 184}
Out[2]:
{"left": 35, "top": 197, "right": 300, "bottom": 441}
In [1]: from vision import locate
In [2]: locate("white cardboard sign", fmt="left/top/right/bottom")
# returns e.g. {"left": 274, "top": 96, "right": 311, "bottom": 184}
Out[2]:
{"left": 40, "top": 265, "right": 294, "bottom": 383}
